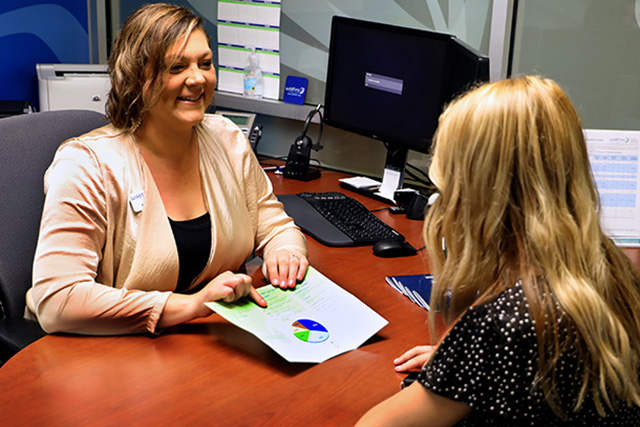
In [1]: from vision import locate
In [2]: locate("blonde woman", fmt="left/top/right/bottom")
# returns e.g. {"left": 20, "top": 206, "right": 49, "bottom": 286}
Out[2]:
{"left": 358, "top": 76, "right": 640, "bottom": 425}
{"left": 27, "top": 3, "right": 308, "bottom": 335}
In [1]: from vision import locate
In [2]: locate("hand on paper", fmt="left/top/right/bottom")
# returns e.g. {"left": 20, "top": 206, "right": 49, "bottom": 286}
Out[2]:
{"left": 194, "top": 271, "right": 266, "bottom": 317}
{"left": 264, "top": 248, "right": 309, "bottom": 289}
{"left": 158, "top": 271, "right": 266, "bottom": 328}
{"left": 393, "top": 345, "right": 436, "bottom": 372}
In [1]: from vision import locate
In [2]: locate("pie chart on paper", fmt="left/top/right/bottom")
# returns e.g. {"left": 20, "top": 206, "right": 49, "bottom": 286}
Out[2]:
{"left": 292, "top": 319, "right": 329, "bottom": 343}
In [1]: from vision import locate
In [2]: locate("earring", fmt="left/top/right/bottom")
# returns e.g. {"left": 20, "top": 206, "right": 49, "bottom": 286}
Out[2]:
{"left": 131, "top": 116, "right": 142, "bottom": 131}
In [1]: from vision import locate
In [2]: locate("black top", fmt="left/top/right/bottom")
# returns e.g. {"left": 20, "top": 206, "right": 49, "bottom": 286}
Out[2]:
{"left": 417, "top": 282, "right": 640, "bottom": 426}
{"left": 168, "top": 213, "right": 211, "bottom": 293}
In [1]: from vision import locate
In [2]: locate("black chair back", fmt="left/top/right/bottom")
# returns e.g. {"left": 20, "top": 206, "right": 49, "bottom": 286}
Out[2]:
{"left": 0, "top": 109, "right": 107, "bottom": 361}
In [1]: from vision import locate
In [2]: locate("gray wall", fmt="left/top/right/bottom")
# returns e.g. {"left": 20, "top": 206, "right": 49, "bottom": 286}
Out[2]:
{"left": 261, "top": 1, "right": 491, "bottom": 182}
{"left": 114, "top": 1, "right": 493, "bottom": 183}
{"left": 512, "top": 0, "right": 640, "bottom": 131}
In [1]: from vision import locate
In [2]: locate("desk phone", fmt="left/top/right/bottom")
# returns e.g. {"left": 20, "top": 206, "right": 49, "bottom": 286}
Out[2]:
{"left": 217, "top": 110, "right": 263, "bottom": 153}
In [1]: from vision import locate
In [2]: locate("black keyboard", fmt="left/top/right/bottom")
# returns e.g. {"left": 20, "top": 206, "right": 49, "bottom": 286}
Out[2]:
{"left": 277, "top": 192, "right": 404, "bottom": 247}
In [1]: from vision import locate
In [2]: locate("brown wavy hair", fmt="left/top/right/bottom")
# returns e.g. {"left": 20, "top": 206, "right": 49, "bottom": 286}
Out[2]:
{"left": 425, "top": 75, "right": 640, "bottom": 417}
{"left": 106, "top": 3, "right": 209, "bottom": 132}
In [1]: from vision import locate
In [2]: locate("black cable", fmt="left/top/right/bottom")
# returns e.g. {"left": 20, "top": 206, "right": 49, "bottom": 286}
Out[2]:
{"left": 315, "top": 109, "right": 324, "bottom": 151}
{"left": 309, "top": 158, "right": 323, "bottom": 167}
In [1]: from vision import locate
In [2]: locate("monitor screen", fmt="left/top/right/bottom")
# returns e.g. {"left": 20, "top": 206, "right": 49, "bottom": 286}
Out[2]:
{"left": 324, "top": 16, "right": 489, "bottom": 155}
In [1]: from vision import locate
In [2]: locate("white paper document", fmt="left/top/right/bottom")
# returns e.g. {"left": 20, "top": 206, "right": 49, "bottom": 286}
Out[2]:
{"left": 217, "top": 0, "right": 281, "bottom": 99}
{"left": 585, "top": 129, "right": 640, "bottom": 246}
{"left": 339, "top": 176, "right": 381, "bottom": 190}
{"left": 205, "top": 267, "right": 388, "bottom": 363}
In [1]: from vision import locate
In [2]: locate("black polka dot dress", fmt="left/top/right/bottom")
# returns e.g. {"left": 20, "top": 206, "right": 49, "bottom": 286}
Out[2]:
{"left": 416, "top": 283, "right": 640, "bottom": 426}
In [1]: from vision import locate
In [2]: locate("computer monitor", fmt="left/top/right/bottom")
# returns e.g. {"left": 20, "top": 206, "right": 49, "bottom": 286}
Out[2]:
{"left": 323, "top": 16, "right": 489, "bottom": 202}
{"left": 448, "top": 37, "right": 490, "bottom": 101}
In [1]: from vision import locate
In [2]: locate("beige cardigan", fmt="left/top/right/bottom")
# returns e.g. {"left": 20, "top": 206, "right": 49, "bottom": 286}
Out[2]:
{"left": 26, "top": 114, "right": 306, "bottom": 335}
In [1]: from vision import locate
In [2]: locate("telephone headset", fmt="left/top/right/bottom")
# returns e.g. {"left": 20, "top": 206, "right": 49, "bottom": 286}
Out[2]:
{"left": 283, "top": 104, "right": 324, "bottom": 181}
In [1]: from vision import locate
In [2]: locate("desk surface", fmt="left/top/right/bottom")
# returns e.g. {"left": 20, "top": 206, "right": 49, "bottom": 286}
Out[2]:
{"left": 3, "top": 168, "right": 639, "bottom": 426}
{"left": 0, "top": 169, "right": 432, "bottom": 426}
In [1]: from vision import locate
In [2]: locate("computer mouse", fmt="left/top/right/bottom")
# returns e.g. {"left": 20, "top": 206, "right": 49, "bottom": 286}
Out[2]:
{"left": 372, "top": 239, "right": 418, "bottom": 258}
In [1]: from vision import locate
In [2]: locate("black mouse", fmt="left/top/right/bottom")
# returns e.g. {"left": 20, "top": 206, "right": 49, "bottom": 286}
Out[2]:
{"left": 372, "top": 239, "right": 418, "bottom": 258}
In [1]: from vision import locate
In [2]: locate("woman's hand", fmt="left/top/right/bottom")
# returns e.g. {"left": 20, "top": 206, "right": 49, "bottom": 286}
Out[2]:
{"left": 191, "top": 271, "right": 266, "bottom": 318}
{"left": 264, "top": 249, "right": 309, "bottom": 289}
{"left": 159, "top": 271, "right": 266, "bottom": 328}
{"left": 393, "top": 345, "right": 436, "bottom": 372}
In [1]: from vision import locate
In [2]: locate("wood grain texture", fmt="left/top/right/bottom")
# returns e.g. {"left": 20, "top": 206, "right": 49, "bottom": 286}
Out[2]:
{"left": 3, "top": 168, "right": 637, "bottom": 426}
{"left": 0, "top": 168, "right": 431, "bottom": 426}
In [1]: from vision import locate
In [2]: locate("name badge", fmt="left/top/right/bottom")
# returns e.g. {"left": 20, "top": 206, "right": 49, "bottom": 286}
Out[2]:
{"left": 129, "top": 191, "right": 144, "bottom": 213}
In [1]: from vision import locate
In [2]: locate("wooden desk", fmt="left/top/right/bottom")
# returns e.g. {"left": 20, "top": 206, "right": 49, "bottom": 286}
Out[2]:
{"left": 0, "top": 169, "right": 432, "bottom": 426}
{"left": 4, "top": 168, "right": 639, "bottom": 426}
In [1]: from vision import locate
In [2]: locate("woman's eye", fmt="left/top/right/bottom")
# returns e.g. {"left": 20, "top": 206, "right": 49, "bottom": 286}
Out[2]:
{"left": 200, "top": 60, "right": 213, "bottom": 69}
{"left": 169, "top": 64, "right": 185, "bottom": 73}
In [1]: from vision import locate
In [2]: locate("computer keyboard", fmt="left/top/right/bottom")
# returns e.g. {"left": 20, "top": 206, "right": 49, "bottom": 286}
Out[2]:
{"left": 277, "top": 191, "right": 404, "bottom": 247}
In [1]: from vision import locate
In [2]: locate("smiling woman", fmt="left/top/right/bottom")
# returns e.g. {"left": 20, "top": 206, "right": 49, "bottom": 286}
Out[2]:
{"left": 142, "top": 29, "right": 216, "bottom": 135}
{"left": 25, "top": 3, "right": 309, "bottom": 336}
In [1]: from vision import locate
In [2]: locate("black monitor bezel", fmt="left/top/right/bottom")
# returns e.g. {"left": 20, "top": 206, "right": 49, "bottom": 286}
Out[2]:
{"left": 448, "top": 36, "right": 491, "bottom": 102}
{"left": 323, "top": 16, "right": 490, "bottom": 203}
{"left": 323, "top": 16, "right": 456, "bottom": 155}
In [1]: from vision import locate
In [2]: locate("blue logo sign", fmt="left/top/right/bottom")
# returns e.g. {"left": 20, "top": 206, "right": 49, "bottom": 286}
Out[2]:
{"left": 283, "top": 76, "right": 308, "bottom": 105}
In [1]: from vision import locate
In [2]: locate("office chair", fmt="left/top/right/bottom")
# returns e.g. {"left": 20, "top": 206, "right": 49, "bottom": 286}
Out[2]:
{"left": 0, "top": 109, "right": 107, "bottom": 365}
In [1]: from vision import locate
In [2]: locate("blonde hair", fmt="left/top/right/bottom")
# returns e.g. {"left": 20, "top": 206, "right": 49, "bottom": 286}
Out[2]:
{"left": 106, "top": 3, "right": 209, "bottom": 132}
{"left": 425, "top": 75, "right": 640, "bottom": 416}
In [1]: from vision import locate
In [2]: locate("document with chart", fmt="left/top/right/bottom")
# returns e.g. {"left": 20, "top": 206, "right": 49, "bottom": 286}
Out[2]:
{"left": 585, "top": 129, "right": 640, "bottom": 246}
{"left": 205, "top": 267, "right": 388, "bottom": 363}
